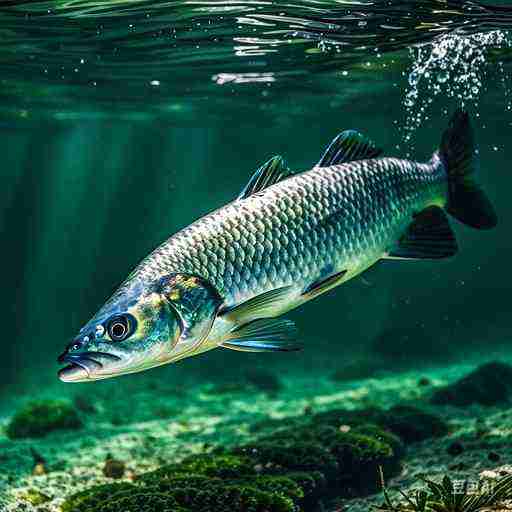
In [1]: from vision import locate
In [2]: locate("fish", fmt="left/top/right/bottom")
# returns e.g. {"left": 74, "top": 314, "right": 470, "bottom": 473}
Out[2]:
{"left": 58, "top": 110, "right": 497, "bottom": 382}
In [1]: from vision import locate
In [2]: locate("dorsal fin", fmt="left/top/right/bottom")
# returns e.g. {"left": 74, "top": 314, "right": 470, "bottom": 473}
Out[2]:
{"left": 238, "top": 155, "right": 291, "bottom": 200}
{"left": 317, "top": 130, "right": 383, "bottom": 167}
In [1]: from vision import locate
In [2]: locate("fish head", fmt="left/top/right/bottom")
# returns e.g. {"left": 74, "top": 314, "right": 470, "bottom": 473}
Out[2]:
{"left": 58, "top": 278, "right": 182, "bottom": 382}
{"left": 58, "top": 274, "right": 222, "bottom": 382}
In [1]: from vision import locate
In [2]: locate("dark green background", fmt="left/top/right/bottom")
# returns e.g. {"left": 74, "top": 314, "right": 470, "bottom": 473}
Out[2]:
{"left": 2, "top": 58, "right": 511, "bottom": 393}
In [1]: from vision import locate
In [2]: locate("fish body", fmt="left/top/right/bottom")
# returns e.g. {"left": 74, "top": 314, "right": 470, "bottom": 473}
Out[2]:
{"left": 58, "top": 111, "right": 497, "bottom": 382}
{"left": 133, "top": 157, "right": 445, "bottom": 308}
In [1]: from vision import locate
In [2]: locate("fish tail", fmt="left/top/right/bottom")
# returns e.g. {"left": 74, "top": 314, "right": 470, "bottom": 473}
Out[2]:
{"left": 438, "top": 109, "right": 497, "bottom": 230}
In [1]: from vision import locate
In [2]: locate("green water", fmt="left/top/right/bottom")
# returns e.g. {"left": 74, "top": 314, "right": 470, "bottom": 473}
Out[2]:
{"left": 2, "top": 1, "right": 512, "bottom": 511}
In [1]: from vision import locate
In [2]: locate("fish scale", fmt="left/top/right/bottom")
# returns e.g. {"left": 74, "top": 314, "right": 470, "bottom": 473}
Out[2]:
{"left": 59, "top": 111, "right": 498, "bottom": 382}
{"left": 126, "top": 157, "right": 446, "bottom": 307}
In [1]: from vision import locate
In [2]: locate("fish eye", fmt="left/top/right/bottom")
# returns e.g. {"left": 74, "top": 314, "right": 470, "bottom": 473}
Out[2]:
{"left": 107, "top": 315, "right": 135, "bottom": 342}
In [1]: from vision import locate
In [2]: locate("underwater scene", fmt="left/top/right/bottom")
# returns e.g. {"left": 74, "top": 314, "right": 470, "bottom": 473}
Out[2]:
{"left": 2, "top": 0, "right": 512, "bottom": 510}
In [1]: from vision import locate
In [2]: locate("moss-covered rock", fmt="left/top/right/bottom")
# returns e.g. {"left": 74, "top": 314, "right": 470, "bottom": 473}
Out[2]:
{"left": 249, "top": 475, "right": 304, "bottom": 502}
{"left": 61, "top": 479, "right": 296, "bottom": 512}
{"left": 61, "top": 483, "right": 137, "bottom": 512}
{"left": 352, "top": 423, "right": 405, "bottom": 458}
{"left": 431, "top": 361, "right": 512, "bottom": 406}
{"left": 61, "top": 403, "right": 441, "bottom": 511}
{"left": 234, "top": 439, "right": 339, "bottom": 476}
{"left": 139, "top": 473, "right": 222, "bottom": 489}
{"left": 310, "top": 404, "right": 447, "bottom": 444}
{"left": 285, "top": 471, "right": 327, "bottom": 501}
{"left": 20, "top": 489, "right": 52, "bottom": 505}
{"left": 139, "top": 453, "right": 256, "bottom": 483}
{"left": 376, "top": 405, "right": 449, "bottom": 443}
{"left": 233, "top": 420, "right": 400, "bottom": 495}
{"left": 6, "top": 400, "right": 82, "bottom": 439}
{"left": 167, "top": 485, "right": 295, "bottom": 512}
{"left": 95, "top": 492, "right": 183, "bottom": 512}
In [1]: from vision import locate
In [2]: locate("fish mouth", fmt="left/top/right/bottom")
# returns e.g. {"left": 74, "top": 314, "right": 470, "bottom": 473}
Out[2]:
{"left": 58, "top": 352, "right": 121, "bottom": 383}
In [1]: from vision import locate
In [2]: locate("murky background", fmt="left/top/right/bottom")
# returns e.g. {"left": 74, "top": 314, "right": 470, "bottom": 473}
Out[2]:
{"left": 2, "top": 1, "right": 512, "bottom": 511}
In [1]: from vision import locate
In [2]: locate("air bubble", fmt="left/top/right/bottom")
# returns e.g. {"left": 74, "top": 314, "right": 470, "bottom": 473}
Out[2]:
{"left": 400, "top": 30, "right": 511, "bottom": 147}
{"left": 436, "top": 70, "right": 449, "bottom": 84}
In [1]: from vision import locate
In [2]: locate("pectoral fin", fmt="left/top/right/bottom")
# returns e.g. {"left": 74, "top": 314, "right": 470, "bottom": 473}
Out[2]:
{"left": 219, "top": 286, "right": 294, "bottom": 324}
{"left": 220, "top": 318, "right": 301, "bottom": 352}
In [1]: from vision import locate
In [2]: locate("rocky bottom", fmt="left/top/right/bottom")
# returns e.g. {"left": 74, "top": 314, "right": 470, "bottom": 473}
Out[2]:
{"left": 1, "top": 355, "right": 512, "bottom": 511}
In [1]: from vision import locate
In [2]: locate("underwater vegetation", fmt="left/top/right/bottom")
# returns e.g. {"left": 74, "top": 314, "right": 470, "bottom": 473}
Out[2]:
{"left": 60, "top": 403, "right": 446, "bottom": 512}
{"left": 376, "top": 473, "right": 512, "bottom": 512}
{"left": 5, "top": 400, "right": 82, "bottom": 439}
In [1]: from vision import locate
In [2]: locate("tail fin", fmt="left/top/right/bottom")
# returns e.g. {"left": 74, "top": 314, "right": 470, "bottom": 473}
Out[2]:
{"left": 439, "top": 109, "right": 497, "bottom": 230}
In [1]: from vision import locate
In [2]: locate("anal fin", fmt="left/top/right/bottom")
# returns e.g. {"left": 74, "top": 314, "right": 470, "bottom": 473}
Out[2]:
{"left": 385, "top": 206, "right": 458, "bottom": 260}
{"left": 220, "top": 318, "right": 301, "bottom": 353}
{"left": 302, "top": 269, "right": 348, "bottom": 301}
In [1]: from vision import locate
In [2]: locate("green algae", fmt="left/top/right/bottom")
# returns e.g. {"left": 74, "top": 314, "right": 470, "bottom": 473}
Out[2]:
{"left": 61, "top": 483, "right": 137, "bottom": 512}
{"left": 235, "top": 423, "right": 400, "bottom": 495}
{"left": 59, "top": 401, "right": 448, "bottom": 512}
{"left": 139, "top": 454, "right": 257, "bottom": 482}
{"left": 6, "top": 400, "right": 82, "bottom": 439}
{"left": 20, "top": 488, "right": 52, "bottom": 505}
{"left": 61, "top": 479, "right": 296, "bottom": 512}
{"left": 309, "top": 405, "right": 448, "bottom": 444}
{"left": 87, "top": 492, "right": 184, "bottom": 512}
{"left": 163, "top": 485, "right": 295, "bottom": 512}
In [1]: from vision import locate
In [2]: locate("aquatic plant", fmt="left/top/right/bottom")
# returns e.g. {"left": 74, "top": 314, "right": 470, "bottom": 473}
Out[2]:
{"left": 61, "top": 483, "right": 137, "bottom": 512}
{"left": 285, "top": 471, "right": 327, "bottom": 501}
{"left": 375, "top": 472, "right": 512, "bottom": 512}
{"left": 61, "top": 477, "right": 297, "bottom": 512}
{"left": 19, "top": 489, "right": 52, "bottom": 505}
{"left": 233, "top": 438, "right": 339, "bottom": 476}
{"left": 60, "top": 402, "right": 449, "bottom": 511}
{"left": 431, "top": 361, "right": 512, "bottom": 406}
{"left": 163, "top": 484, "right": 296, "bottom": 512}
{"left": 234, "top": 421, "right": 401, "bottom": 495}
{"left": 5, "top": 400, "right": 82, "bottom": 439}
{"left": 89, "top": 491, "right": 184, "bottom": 512}
{"left": 61, "top": 422, "right": 399, "bottom": 511}
{"left": 139, "top": 453, "right": 257, "bottom": 482}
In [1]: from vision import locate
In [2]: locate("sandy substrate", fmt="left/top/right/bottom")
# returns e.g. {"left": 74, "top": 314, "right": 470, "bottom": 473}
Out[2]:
{"left": 1, "top": 355, "right": 511, "bottom": 511}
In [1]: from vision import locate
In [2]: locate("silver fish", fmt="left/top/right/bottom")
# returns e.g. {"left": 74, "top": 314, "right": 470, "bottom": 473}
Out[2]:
{"left": 58, "top": 110, "right": 496, "bottom": 382}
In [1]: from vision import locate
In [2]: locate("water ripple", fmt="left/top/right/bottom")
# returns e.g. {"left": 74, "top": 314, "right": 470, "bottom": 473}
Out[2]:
{"left": 1, "top": 0, "right": 512, "bottom": 119}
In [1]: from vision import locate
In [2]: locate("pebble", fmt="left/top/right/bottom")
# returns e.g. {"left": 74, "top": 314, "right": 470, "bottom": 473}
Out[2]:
{"left": 103, "top": 457, "right": 126, "bottom": 479}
